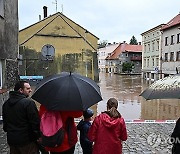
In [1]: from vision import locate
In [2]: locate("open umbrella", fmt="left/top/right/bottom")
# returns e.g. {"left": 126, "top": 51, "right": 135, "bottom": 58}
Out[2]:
{"left": 140, "top": 74, "right": 180, "bottom": 100}
{"left": 31, "top": 72, "right": 102, "bottom": 111}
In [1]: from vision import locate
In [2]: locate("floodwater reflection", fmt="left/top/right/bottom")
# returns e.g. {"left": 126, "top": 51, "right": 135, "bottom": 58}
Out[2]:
{"left": 96, "top": 72, "right": 180, "bottom": 120}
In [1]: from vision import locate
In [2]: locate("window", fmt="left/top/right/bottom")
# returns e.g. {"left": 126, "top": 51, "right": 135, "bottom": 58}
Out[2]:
{"left": 177, "top": 33, "right": 180, "bottom": 43}
{"left": 152, "top": 42, "right": 155, "bottom": 51}
{"left": 176, "top": 51, "right": 180, "bottom": 61}
{"left": 147, "top": 59, "right": 149, "bottom": 67}
{"left": 165, "top": 37, "right": 168, "bottom": 46}
{"left": 156, "top": 58, "right": 159, "bottom": 66}
{"left": 157, "top": 40, "right": 159, "bottom": 51}
{"left": 152, "top": 58, "right": 155, "bottom": 66}
{"left": 165, "top": 53, "right": 168, "bottom": 61}
{"left": 144, "top": 59, "right": 146, "bottom": 67}
{"left": 170, "top": 52, "right": 174, "bottom": 61}
{"left": 0, "top": 0, "right": 4, "bottom": 17}
{"left": 144, "top": 45, "right": 146, "bottom": 52}
{"left": 171, "top": 35, "right": 175, "bottom": 45}
{"left": 148, "top": 44, "right": 150, "bottom": 51}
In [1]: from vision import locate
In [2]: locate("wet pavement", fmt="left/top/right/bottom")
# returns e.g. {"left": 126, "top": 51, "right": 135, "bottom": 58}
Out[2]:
{"left": 0, "top": 122, "right": 176, "bottom": 154}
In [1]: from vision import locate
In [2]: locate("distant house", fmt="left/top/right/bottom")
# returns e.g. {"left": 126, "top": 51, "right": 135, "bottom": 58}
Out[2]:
{"left": 141, "top": 24, "right": 165, "bottom": 81}
{"left": 106, "top": 42, "right": 142, "bottom": 73}
{"left": 19, "top": 7, "right": 99, "bottom": 81}
{"left": 97, "top": 43, "right": 119, "bottom": 72}
{"left": 160, "top": 13, "right": 180, "bottom": 77}
{"left": 0, "top": 0, "right": 18, "bottom": 117}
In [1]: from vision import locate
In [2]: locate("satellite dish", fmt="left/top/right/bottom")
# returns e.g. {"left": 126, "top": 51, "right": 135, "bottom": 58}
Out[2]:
{"left": 41, "top": 44, "right": 55, "bottom": 60}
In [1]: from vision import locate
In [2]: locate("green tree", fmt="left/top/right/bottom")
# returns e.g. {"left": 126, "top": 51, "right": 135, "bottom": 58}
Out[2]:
{"left": 98, "top": 40, "right": 108, "bottom": 49}
{"left": 129, "top": 36, "right": 138, "bottom": 45}
{"left": 122, "top": 62, "right": 134, "bottom": 73}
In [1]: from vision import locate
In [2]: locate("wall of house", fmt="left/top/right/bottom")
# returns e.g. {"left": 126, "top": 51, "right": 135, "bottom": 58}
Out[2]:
{"left": 0, "top": 0, "right": 19, "bottom": 117}
{"left": 141, "top": 25, "right": 163, "bottom": 80}
{"left": 161, "top": 25, "right": 180, "bottom": 75}
{"left": 19, "top": 13, "right": 99, "bottom": 81}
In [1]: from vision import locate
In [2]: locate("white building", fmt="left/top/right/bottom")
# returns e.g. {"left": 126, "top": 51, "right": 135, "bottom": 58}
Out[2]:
{"left": 161, "top": 13, "right": 180, "bottom": 76}
{"left": 97, "top": 43, "right": 119, "bottom": 72}
{"left": 141, "top": 24, "right": 165, "bottom": 81}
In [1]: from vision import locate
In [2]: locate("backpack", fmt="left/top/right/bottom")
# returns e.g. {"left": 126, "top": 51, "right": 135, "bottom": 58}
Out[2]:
{"left": 40, "top": 110, "right": 65, "bottom": 147}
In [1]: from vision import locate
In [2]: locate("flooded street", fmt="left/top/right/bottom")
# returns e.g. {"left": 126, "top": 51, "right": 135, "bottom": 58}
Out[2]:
{"left": 97, "top": 72, "right": 180, "bottom": 120}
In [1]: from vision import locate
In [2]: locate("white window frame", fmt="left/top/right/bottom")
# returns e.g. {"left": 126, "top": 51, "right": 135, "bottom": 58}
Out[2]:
{"left": 0, "top": 0, "right": 4, "bottom": 18}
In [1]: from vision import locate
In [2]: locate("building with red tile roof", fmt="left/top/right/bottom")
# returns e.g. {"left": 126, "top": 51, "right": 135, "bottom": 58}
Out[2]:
{"left": 160, "top": 13, "right": 180, "bottom": 76}
{"left": 105, "top": 42, "right": 142, "bottom": 73}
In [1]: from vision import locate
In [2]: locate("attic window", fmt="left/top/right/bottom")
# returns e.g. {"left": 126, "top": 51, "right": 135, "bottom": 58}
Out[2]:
{"left": 0, "top": 0, "right": 4, "bottom": 18}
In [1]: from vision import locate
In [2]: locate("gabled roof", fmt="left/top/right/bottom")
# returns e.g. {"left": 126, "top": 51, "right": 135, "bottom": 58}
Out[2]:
{"left": 161, "top": 13, "right": 180, "bottom": 31}
{"left": 106, "top": 43, "right": 142, "bottom": 60}
{"left": 19, "top": 12, "right": 98, "bottom": 50}
{"left": 141, "top": 24, "right": 166, "bottom": 35}
{"left": 98, "top": 43, "right": 119, "bottom": 53}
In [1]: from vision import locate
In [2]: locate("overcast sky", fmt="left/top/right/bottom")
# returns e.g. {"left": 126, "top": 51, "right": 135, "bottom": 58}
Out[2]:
{"left": 19, "top": 0, "right": 180, "bottom": 43}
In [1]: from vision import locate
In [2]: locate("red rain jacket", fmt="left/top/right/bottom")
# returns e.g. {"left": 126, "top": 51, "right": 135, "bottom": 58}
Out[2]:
{"left": 88, "top": 113, "right": 127, "bottom": 154}
{"left": 39, "top": 105, "right": 82, "bottom": 152}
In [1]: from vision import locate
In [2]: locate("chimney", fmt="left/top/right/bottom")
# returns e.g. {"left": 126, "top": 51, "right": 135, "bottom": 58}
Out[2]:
{"left": 43, "top": 6, "right": 48, "bottom": 18}
{"left": 39, "top": 15, "right": 41, "bottom": 21}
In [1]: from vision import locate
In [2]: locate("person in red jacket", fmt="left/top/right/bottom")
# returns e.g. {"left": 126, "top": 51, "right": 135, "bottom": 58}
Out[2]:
{"left": 88, "top": 98, "right": 127, "bottom": 154}
{"left": 39, "top": 105, "right": 83, "bottom": 154}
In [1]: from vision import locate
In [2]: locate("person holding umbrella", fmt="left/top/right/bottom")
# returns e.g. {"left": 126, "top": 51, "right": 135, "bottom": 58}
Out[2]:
{"left": 39, "top": 105, "right": 83, "bottom": 154}
{"left": 88, "top": 98, "right": 127, "bottom": 154}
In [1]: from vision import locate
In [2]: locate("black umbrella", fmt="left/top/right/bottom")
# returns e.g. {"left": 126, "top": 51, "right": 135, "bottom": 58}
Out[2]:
{"left": 31, "top": 72, "right": 102, "bottom": 111}
{"left": 140, "top": 74, "right": 180, "bottom": 100}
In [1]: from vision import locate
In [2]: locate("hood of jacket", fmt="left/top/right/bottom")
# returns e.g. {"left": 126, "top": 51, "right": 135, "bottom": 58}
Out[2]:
{"left": 7, "top": 91, "right": 26, "bottom": 106}
{"left": 99, "top": 112, "right": 122, "bottom": 129}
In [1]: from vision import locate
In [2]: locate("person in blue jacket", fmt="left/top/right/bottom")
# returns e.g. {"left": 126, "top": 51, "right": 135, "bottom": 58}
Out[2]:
{"left": 77, "top": 108, "right": 94, "bottom": 154}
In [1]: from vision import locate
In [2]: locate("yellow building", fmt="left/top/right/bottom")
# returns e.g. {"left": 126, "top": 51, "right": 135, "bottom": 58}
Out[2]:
{"left": 19, "top": 11, "right": 99, "bottom": 81}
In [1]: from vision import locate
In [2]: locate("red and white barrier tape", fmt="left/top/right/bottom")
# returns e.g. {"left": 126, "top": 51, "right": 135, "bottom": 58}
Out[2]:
{"left": 75, "top": 119, "right": 176, "bottom": 123}
{"left": 124, "top": 119, "right": 176, "bottom": 123}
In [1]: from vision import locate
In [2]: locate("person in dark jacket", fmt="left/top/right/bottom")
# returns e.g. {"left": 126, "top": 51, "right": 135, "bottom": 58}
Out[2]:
{"left": 171, "top": 117, "right": 180, "bottom": 154}
{"left": 2, "top": 81, "right": 40, "bottom": 154}
{"left": 77, "top": 108, "right": 94, "bottom": 154}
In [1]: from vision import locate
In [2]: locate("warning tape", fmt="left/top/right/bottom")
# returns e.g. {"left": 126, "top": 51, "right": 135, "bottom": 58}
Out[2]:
{"left": 124, "top": 119, "right": 176, "bottom": 123}
{"left": 75, "top": 118, "right": 176, "bottom": 123}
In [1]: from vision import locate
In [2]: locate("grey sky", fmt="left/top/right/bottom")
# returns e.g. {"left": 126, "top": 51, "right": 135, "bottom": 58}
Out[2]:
{"left": 19, "top": 0, "right": 180, "bottom": 43}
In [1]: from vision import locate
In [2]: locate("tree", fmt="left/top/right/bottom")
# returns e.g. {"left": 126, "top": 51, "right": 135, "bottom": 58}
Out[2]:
{"left": 129, "top": 36, "right": 138, "bottom": 45}
{"left": 122, "top": 62, "right": 134, "bottom": 73}
{"left": 98, "top": 40, "right": 108, "bottom": 49}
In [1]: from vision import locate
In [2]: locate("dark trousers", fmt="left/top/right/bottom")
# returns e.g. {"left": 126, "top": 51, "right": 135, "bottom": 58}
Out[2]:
{"left": 10, "top": 142, "right": 39, "bottom": 154}
{"left": 50, "top": 145, "right": 75, "bottom": 154}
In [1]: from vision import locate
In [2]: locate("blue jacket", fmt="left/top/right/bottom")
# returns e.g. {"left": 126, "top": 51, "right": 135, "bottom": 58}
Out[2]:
{"left": 77, "top": 119, "right": 93, "bottom": 150}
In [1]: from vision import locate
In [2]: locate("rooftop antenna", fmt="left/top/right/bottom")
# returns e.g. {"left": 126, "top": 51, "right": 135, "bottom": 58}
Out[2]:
{"left": 52, "top": 0, "right": 58, "bottom": 13}
{"left": 61, "top": 4, "right": 63, "bottom": 13}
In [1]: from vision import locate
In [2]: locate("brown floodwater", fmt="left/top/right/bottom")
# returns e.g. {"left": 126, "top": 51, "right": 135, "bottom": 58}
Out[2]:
{"left": 95, "top": 72, "right": 180, "bottom": 120}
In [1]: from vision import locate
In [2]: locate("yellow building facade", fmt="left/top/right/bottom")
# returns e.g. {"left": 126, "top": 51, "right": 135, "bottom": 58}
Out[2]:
{"left": 19, "top": 12, "right": 99, "bottom": 81}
